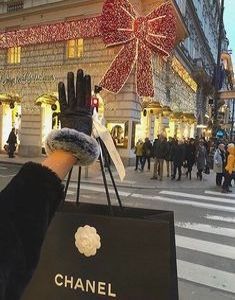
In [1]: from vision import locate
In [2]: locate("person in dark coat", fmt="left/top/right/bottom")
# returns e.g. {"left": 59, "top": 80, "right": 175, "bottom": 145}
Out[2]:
{"left": 6, "top": 128, "right": 17, "bottom": 158}
{"left": 196, "top": 140, "right": 207, "bottom": 180}
{"left": 185, "top": 138, "right": 196, "bottom": 180}
{"left": 151, "top": 134, "right": 168, "bottom": 180}
{"left": 141, "top": 137, "right": 152, "bottom": 171}
{"left": 171, "top": 140, "right": 185, "bottom": 181}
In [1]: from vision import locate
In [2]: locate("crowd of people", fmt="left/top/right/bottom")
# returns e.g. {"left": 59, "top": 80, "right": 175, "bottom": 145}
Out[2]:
{"left": 134, "top": 134, "right": 235, "bottom": 193}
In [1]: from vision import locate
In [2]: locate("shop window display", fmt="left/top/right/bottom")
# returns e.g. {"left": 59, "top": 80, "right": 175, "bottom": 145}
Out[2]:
{"left": 107, "top": 122, "right": 128, "bottom": 148}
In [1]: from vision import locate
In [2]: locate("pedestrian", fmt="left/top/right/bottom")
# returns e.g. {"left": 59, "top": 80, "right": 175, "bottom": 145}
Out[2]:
{"left": 222, "top": 143, "right": 235, "bottom": 193}
{"left": 151, "top": 134, "right": 168, "bottom": 180}
{"left": 141, "top": 137, "right": 152, "bottom": 171}
{"left": 6, "top": 128, "right": 17, "bottom": 158}
{"left": 213, "top": 143, "right": 225, "bottom": 186}
{"left": 171, "top": 140, "right": 185, "bottom": 181}
{"left": 134, "top": 139, "right": 144, "bottom": 171}
{"left": 165, "top": 137, "right": 174, "bottom": 177}
{"left": 185, "top": 138, "right": 196, "bottom": 180}
{"left": 0, "top": 69, "right": 100, "bottom": 300}
{"left": 196, "top": 139, "right": 207, "bottom": 180}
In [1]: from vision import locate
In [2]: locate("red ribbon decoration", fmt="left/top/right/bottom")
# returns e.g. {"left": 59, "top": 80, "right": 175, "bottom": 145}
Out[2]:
{"left": 0, "top": 0, "right": 176, "bottom": 97}
{"left": 99, "top": 0, "right": 176, "bottom": 97}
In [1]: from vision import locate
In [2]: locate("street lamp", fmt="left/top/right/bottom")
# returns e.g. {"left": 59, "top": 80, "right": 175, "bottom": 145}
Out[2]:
{"left": 213, "top": 0, "right": 225, "bottom": 137}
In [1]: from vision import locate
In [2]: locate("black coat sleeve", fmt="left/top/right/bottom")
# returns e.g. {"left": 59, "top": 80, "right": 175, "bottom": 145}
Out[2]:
{"left": 0, "top": 162, "right": 64, "bottom": 300}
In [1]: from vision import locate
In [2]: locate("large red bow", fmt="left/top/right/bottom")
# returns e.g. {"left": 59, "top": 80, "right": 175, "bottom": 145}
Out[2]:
{"left": 99, "top": 0, "right": 176, "bottom": 97}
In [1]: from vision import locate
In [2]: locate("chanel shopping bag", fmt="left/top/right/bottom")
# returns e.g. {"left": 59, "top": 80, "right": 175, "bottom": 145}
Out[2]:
{"left": 22, "top": 203, "right": 178, "bottom": 300}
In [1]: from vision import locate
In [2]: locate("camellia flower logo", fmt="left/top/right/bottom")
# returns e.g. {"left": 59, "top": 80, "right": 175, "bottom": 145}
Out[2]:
{"left": 74, "top": 225, "right": 101, "bottom": 257}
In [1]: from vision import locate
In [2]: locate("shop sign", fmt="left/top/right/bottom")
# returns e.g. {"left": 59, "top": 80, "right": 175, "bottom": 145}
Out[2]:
{"left": 0, "top": 72, "right": 56, "bottom": 86}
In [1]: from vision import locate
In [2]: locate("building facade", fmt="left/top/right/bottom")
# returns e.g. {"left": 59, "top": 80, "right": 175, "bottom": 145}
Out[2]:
{"left": 0, "top": 0, "right": 189, "bottom": 165}
{"left": 0, "top": 0, "right": 230, "bottom": 164}
{"left": 174, "top": 0, "right": 234, "bottom": 141}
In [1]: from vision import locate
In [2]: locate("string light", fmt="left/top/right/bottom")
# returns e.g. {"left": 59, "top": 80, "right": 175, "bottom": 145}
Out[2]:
{"left": 171, "top": 57, "right": 198, "bottom": 92}
{"left": 0, "top": 0, "right": 177, "bottom": 98}
{"left": 99, "top": 0, "right": 176, "bottom": 97}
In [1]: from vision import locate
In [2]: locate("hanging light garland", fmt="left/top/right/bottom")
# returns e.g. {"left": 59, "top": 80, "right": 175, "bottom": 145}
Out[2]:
{"left": 0, "top": 0, "right": 177, "bottom": 98}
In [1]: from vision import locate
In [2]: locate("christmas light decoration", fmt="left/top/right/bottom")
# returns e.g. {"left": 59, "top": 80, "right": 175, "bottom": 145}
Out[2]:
{"left": 0, "top": 0, "right": 177, "bottom": 97}
{"left": 99, "top": 0, "right": 176, "bottom": 97}
{"left": 171, "top": 57, "right": 197, "bottom": 92}
{"left": 0, "top": 17, "right": 101, "bottom": 48}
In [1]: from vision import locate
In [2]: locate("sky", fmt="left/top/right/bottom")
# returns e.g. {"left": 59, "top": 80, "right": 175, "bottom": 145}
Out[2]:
{"left": 224, "top": 0, "right": 235, "bottom": 66}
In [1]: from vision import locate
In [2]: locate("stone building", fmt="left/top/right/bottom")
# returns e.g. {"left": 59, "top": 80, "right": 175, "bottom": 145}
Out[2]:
{"left": 0, "top": 0, "right": 190, "bottom": 164}
{"left": 219, "top": 50, "right": 234, "bottom": 138}
{"left": 174, "top": 0, "right": 227, "bottom": 138}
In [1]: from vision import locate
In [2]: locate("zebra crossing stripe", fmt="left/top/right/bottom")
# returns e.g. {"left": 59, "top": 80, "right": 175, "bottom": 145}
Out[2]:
{"left": 205, "top": 190, "right": 235, "bottom": 198}
{"left": 131, "top": 193, "right": 235, "bottom": 213}
{"left": 176, "top": 222, "right": 235, "bottom": 238}
{"left": 69, "top": 183, "right": 131, "bottom": 197}
{"left": 159, "top": 190, "right": 235, "bottom": 205}
{"left": 176, "top": 235, "right": 235, "bottom": 260}
{"left": 66, "top": 190, "right": 75, "bottom": 195}
{"left": 177, "top": 260, "right": 235, "bottom": 294}
{"left": 205, "top": 215, "right": 235, "bottom": 224}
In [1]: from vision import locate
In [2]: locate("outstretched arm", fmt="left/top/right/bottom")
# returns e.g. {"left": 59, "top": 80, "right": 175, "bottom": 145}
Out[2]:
{"left": 41, "top": 150, "right": 76, "bottom": 180}
{"left": 0, "top": 69, "right": 99, "bottom": 299}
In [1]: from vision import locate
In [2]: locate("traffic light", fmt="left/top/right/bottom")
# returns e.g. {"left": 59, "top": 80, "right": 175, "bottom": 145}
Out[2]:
{"left": 91, "top": 96, "right": 99, "bottom": 112}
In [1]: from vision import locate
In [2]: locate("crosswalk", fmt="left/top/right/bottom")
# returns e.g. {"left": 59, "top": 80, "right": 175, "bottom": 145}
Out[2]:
{"left": 65, "top": 184, "right": 235, "bottom": 295}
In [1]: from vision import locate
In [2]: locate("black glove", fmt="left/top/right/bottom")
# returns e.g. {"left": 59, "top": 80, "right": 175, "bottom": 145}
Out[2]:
{"left": 45, "top": 69, "right": 100, "bottom": 166}
{"left": 58, "top": 69, "right": 92, "bottom": 135}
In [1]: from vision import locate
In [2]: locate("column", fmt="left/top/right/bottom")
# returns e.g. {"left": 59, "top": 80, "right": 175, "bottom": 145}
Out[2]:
{"left": 18, "top": 100, "right": 42, "bottom": 157}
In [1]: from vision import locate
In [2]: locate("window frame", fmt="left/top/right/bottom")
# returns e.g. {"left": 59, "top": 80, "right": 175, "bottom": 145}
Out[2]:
{"left": 7, "top": 46, "right": 21, "bottom": 64}
{"left": 66, "top": 38, "right": 84, "bottom": 59}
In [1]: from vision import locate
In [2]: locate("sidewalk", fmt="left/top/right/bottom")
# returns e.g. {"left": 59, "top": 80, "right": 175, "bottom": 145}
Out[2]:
{"left": 0, "top": 153, "right": 217, "bottom": 190}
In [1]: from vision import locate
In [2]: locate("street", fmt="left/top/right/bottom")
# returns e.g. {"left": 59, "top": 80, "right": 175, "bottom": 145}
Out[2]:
{"left": 1, "top": 163, "right": 235, "bottom": 300}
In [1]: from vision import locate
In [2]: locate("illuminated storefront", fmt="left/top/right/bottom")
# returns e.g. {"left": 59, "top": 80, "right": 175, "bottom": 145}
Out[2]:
{"left": 135, "top": 57, "right": 197, "bottom": 143}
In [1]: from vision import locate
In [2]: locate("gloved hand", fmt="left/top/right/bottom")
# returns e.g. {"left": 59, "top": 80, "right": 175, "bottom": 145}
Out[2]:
{"left": 45, "top": 69, "right": 100, "bottom": 166}
{"left": 58, "top": 69, "right": 92, "bottom": 135}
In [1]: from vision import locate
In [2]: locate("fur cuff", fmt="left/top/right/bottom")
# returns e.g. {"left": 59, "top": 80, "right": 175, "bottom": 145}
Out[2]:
{"left": 45, "top": 128, "right": 100, "bottom": 166}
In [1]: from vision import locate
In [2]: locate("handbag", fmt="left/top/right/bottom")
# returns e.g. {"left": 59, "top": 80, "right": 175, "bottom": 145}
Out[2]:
{"left": 3, "top": 144, "right": 9, "bottom": 152}
{"left": 22, "top": 201, "right": 178, "bottom": 300}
